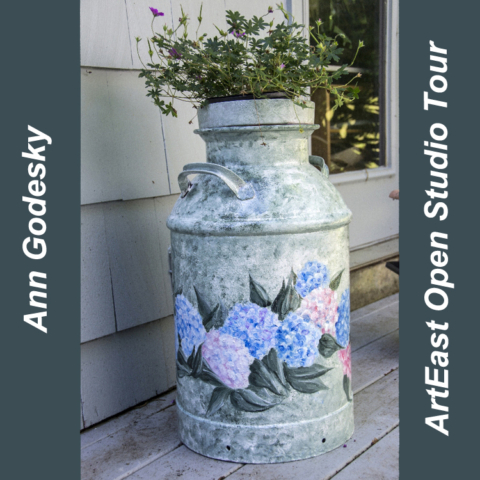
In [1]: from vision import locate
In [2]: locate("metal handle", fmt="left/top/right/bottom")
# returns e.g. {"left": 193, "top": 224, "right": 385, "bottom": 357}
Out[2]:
{"left": 178, "top": 163, "right": 255, "bottom": 200}
{"left": 309, "top": 155, "right": 329, "bottom": 178}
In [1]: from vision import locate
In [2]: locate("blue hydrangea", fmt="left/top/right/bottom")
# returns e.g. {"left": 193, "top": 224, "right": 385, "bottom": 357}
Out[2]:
{"left": 295, "top": 261, "right": 330, "bottom": 297}
{"left": 174, "top": 294, "right": 206, "bottom": 357}
{"left": 335, "top": 289, "right": 350, "bottom": 347}
{"left": 220, "top": 302, "right": 280, "bottom": 359}
{"left": 275, "top": 313, "right": 321, "bottom": 368}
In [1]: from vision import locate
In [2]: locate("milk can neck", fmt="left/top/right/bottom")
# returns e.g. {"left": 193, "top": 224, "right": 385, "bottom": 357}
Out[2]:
{"left": 197, "top": 124, "right": 318, "bottom": 167}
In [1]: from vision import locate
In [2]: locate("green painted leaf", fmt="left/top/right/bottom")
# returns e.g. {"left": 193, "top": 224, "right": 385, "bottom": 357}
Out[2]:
{"left": 271, "top": 280, "right": 286, "bottom": 313}
{"left": 176, "top": 361, "right": 191, "bottom": 378}
{"left": 343, "top": 375, "right": 352, "bottom": 402}
{"left": 287, "top": 375, "right": 329, "bottom": 393}
{"left": 202, "top": 304, "right": 219, "bottom": 332}
{"left": 249, "top": 275, "right": 271, "bottom": 308}
{"left": 329, "top": 269, "right": 345, "bottom": 291}
{"left": 186, "top": 345, "right": 196, "bottom": 369}
{"left": 176, "top": 340, "right": 192, "bottom": 378}
{"left": 262, "top": 348, "right": 287, "bottom": 387}
{"left": 177, "top": 337, "right": 190, "bottom": 369}
{"left": 204, "top": 301, "right": 228, "bottom": 332}
{"left": 206, "top": 387, "right": 231, "bottom": 416}
{"left": 284, "top": 363, "right": 332, "bottom": 381}
{"left": 230, "top": 386, "right": 284, "bottom": 412}
{"left": 194, "top": 286, "right": 214, "bottom": 322}
{"left": 318, "top": 334, "right": 344, "bottom": 358}
{"left": 249, "top": 359, "right": 288, "bottom": 396}
{"left": 191, "top": 344, "right": 204, "bottom": 378}
{"left": 198, "top": 362, "right": 227, "bottom": 388}
{"left": 271, "top": 270, "right": 301, "bottom": 320}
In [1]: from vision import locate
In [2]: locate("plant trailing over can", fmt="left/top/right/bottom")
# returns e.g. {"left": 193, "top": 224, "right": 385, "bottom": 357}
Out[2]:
{"left": 137, "top": 3, "right": 363, "bottom": 119}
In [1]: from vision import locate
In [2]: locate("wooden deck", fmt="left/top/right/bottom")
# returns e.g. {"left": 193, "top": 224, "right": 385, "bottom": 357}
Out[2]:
{"left": 81, "top": 294, "right": 399, "bottom": 480}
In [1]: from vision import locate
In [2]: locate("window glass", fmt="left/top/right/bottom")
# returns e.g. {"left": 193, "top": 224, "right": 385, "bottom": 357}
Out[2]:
{"left": 309, "top": 0, "right": 385, "bottom": 174}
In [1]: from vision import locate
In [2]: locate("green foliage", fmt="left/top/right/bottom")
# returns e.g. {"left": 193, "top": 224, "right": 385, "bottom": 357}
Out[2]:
{"left": 137, "top": 3, "right": 363, "bottom": 117}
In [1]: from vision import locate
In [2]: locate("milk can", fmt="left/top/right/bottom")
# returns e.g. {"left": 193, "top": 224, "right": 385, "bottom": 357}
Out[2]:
{"left": 167, "top": 98, "right": 353, "bottom": 463}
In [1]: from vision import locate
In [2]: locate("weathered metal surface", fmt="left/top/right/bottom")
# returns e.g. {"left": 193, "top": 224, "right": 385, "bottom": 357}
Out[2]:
{"left": 166, "top": 98, "right": 353, "bottom": 463}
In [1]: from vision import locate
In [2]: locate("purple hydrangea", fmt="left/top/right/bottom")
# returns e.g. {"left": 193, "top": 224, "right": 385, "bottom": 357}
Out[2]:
{"left": 202, "top": 330, "right": 254, "bottom": 389}
{"left": 295, "top": 261, "right": 330, "bottom": 297}
{"left": 149, "top": 7, "right": 164, "bottom": 17}
{"left": 174, "top": 294, "right": 206, "bottom": 356}
{"left": 275, "top": 313, "right": 321, "bottom": 367}
{"left": 220, "top": 302, "right": 281, "bottom": 359}
{"left": 335, "top": 289, "right": 350, "bottom": 347}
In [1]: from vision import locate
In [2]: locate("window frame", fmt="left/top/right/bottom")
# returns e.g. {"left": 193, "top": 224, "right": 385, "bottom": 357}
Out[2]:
{"left": 302, "top": 0, "right": 399, "bottom": 187}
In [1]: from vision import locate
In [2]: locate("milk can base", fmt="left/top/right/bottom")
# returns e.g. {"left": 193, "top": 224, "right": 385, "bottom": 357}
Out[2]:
{"left": 177, "top": 400, "right": 354, "bottom": 464}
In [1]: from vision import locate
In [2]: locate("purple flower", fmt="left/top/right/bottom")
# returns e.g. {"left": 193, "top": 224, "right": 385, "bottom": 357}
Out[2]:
{"left": 149, "top": 7, "right": 164, "bottom": 17}
{"left": 268, "top": 7, "right": 274, "bottom": 14}
{"left": 280, "top": 63, "right": 285, "bottom": 69}
{"left": 202, "top": 330, "right": 254, "bottom": 389}
{"left": 168, "top": 48, "right": 182, "bottom": 59}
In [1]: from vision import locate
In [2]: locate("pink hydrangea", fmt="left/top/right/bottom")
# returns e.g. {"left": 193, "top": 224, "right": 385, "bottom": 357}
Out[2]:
{"left": 202, "top": 330, "right": 254, "bottom": 389}
{"left": 297, "top": 287, "right": 339, "bottom": 335}
{"left": 338, "top": 343, "right": 351, "bottom": 379}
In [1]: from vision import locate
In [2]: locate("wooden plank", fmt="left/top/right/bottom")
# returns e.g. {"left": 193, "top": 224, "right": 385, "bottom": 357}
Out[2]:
{"left": 351, "top": 293, "right": 398, "bottom": 323}
{"left": 350, "top": 301, "right": 398, "bottom": 353}
{"left": 352, "top": 330, "right": 399, "bottom": 394}
{"left": 81, "top": 68, "right": 170, "bottom": 205}
{"left": 128, "top": 445, "right": 243, "bottom": 480}
{"left": 103, "top": 198, "right": 172, "bottom": 331}
{"left": 80, "top": 0, "right": 132, "bottom": 69}
{"left": 81, "top": 390, "right": 176, "bottom": 448}
{"left": 81, "top": 204, "right": 116, "bottom": 343}
{"left": 81, "top": 406, "right": 180, "bottom": 480}
{"left": 227, "top": 370, "right": 398, "bottom": 480}
{"left": 81, "top": 319, "right": 170, "bottom": 428}
{"left": 332, "top": 427, "right": 399, "bottom": 480}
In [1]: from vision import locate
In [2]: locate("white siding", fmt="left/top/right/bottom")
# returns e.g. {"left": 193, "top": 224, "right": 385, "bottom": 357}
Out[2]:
{"left": 81, "top": 0, "right": 132, "bottom": 69}
{"left": 81, "top": 68, "right": 170, "bottom": 204}
{"left": 81, "top": 317, "right": 171, "bottom": 428}
{"left": 81, "top": 204, "right": 116, "bottom": 343}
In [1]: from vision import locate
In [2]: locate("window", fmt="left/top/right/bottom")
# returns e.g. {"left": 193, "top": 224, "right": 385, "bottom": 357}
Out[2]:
{"left": 309, "top": 0, "right": 385, "bottom": 175}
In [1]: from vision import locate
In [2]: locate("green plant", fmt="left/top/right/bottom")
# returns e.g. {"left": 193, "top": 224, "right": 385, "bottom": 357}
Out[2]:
{"left": 137, "top": 3, "right": 363, "bottom": 119}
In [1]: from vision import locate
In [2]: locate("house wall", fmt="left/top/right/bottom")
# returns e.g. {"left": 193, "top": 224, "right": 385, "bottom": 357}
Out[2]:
{"left": 80, "top": 0, "right": 398, "bottom": 429}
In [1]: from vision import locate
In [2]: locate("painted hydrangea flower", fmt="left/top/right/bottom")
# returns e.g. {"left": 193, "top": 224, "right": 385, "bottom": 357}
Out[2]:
{"left": 174, "top": 294, "right": 206, "bottom": 357}
{"left": 202, "top": 330, "right": 254, "bottom": 389}
{"left": 338, "top": 343, "right": 351, "bottom": 379}
{"left": 149, "top": 7, "right": 164, "bottom": 17}
{"left": 335, "top": 289, "right": 350, "bottom": 347}
{"left": 298, "top": 287, "right": 338, "bottom": 335}
{"left": 295, "top": 261, "right": 330, "bottom": 297}
{"left": 220, "top": 303, "right": 281, "bottom": 359}
{"left": 275, "top": 313, "right": 321, "bottom": 368}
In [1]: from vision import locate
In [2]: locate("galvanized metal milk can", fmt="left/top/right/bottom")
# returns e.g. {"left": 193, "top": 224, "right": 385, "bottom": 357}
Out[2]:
{"left": 167, "top": 98, "right": 353, "bottom": 463}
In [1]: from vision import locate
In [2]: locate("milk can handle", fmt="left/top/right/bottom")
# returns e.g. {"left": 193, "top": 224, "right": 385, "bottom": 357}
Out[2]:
{"left": 309, "top": 155, "right": 329, "bottom": 178}
{"left": 178, "top": 163, "right": 255, "bottom": 200}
